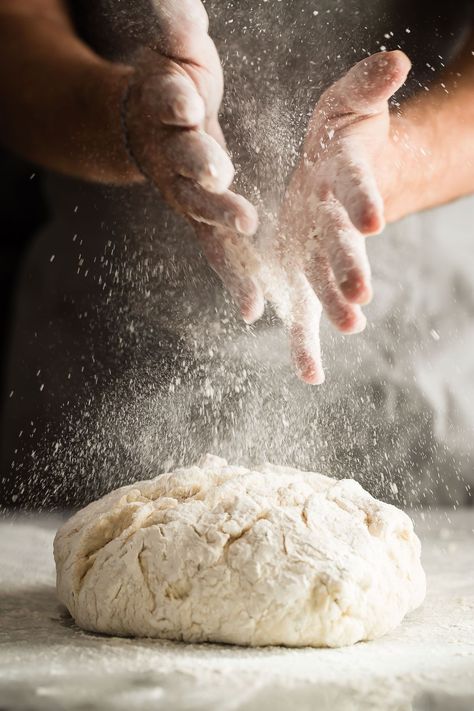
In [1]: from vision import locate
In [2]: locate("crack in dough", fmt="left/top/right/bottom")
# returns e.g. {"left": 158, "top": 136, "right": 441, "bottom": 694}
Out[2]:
{"left": 54, "top": 455, "right": 426, "bottom": 647}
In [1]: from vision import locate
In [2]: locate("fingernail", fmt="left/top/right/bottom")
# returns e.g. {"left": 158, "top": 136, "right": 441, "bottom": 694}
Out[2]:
{"left": 340, "top": 278, "right": 373, "bottom": 305}
{"left": 298, "top": 367, "right": 325, "bottom": 386}
{"left": 172, "top": 97, "right": 203, "bottom": 126}
{"left": 241, "top": 302, "right": 264, "bottom": 325}
{"left": 351, "top": 313, "right": 367, "bottom": 334}
{"left": 235, "top": 217, "right": 247, "bottom": 235}
{"left": 337, "top": 309, "right": 367, "bottom": 335}
{"left": 199, "top": 164, "right": 220, "bottom": 192}
{"left": 235, "top": 215, "right": 258, "bottom": 237}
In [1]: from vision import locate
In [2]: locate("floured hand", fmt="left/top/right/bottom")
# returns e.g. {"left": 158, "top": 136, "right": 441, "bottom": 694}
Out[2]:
{"left": 269, "top": 51, "right": 412, "bottom": 384}
{"left": 124, "top": 0, "right": 264, "bottom": 322}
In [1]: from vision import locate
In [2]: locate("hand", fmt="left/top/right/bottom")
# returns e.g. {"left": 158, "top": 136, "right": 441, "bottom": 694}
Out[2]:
{"left": 124, "top": 0, "right": 265, "bottom": 323}
{"left": 271, "top": 50, "right": 412, "bottom": 384}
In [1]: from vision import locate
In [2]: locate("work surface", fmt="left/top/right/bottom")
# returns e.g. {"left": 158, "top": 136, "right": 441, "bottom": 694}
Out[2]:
{"left": 1, "top": 511, "right": 473, "bottom": 711}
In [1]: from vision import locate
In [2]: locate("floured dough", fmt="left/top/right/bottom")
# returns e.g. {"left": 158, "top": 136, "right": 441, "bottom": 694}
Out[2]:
{"left": 54, "top": 455, "right": 425, "bottom": 647}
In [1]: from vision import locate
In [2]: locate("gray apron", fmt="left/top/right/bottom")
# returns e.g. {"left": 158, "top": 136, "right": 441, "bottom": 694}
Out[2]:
{"left": 1, "top": 0, "right": 473, "bottom": 508}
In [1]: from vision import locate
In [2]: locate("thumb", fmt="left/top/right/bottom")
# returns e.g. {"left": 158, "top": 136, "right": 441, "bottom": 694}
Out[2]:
{"left": 321, "top": 50, "right": 411, "bottom": 116}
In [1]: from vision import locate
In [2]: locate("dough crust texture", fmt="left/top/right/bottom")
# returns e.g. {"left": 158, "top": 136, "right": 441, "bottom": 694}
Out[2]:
{"left": 54, "top": 455, "right": 426, "bottom": 647}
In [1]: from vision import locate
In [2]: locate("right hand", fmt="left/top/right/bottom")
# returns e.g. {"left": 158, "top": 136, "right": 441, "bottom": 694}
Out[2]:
{"left": 124, "top": 0, "right": 265, "bottom": 323}
{"left": 268, "top": 51, "right": 411, "bottom": 384}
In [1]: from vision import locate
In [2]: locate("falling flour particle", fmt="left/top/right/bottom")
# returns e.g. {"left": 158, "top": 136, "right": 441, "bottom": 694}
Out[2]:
{"left": 54, "top": 455, "right": 425, "bottom": 648}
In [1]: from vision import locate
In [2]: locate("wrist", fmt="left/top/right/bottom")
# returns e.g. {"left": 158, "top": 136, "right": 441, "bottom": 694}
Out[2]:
{"left": 382, "top": 112, "right": 436, "bottom": 224}
{"left": 75, "top": 61, "right": 144, "bottom": 185}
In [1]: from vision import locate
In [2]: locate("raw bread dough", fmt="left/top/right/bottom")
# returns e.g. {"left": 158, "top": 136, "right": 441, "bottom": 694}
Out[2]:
{"left": 54, "top": 455, "right": 426, "bottom": 647}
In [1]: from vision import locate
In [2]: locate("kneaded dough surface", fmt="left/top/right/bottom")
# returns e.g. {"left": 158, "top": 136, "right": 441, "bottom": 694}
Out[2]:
{"left": 54, "top": 455, "right": 425, "bottom": 647}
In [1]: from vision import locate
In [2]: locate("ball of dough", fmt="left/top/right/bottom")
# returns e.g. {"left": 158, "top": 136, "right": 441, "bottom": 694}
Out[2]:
{"left": 54, "top": 455, "right": 425, "bottom": 647}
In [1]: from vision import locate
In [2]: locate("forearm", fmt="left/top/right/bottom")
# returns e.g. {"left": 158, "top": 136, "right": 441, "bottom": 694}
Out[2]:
{"left": 0, "top": 0, "right": 140, "bottom": 183}
{"left": 387, "top": 32, "right": 474, "bottom": 221}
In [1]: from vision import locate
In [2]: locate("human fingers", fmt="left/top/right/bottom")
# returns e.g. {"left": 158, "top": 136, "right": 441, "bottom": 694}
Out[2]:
{"left": 195, "top": 224, "right": 265, "bottom": 324}
{"left": 150, "top": 0, "right": 223, "bottom": 116}
{"left": 150, "top": 0, "right": 210, "bottom": 60}
{"left": 171, "top": 180, "right": 259, "bottom": 235}
{"left": 163, "top": 130, "right": 234, "bottom": 193}
{"left": 304, "top": 234, "right": 367, "bottom": 334}
{"left": 319, "top": 50, "right": 411, "bottom": 118}
{"left": 288, "top": 274, "right": 324, "bottom": 385}
{"left": 152, "top": 72, "right": 206, "bottom": 128}
{"left": 279, "top": 157, "right": 373, "bottom": 305}
{"left": 128, "top": 50, "right": 206, "bottom": 128}
{"left": 317, "top": 198, "right": 373, "bottom": 305}
{"left": 330, "top": 149, "right": 385, "bottom": 235}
